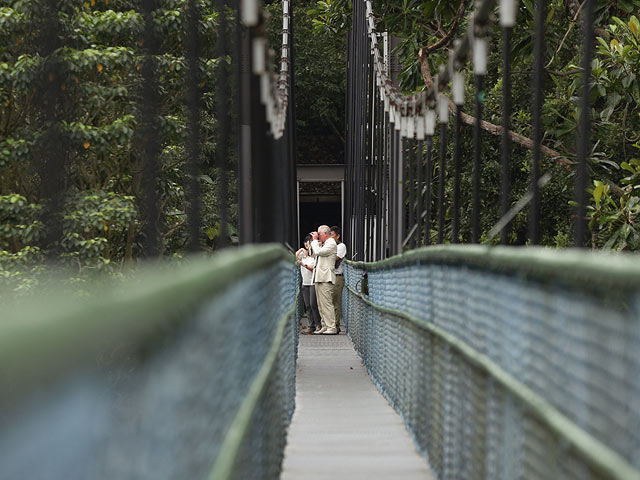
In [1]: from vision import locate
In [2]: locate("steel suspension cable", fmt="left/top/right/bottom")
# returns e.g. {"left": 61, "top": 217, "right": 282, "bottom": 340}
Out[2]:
{"left": 356, "top": 18, "right": 361, "bottom": 257}
{"left": 215, "top": 0, "right": 230, "bottom": 249}
{"left": 367, "top": 55, "right": 375, "bottom": 261}
{"left": 346, "top": 29, "right": 353, "bottom": 250}
{"left": 472, "top": 72, "right": 484, "bottom": 244}
{"left": 575, "top": 0, "right": 595, "bottom": 248}
{"left": 529, "top": 0, "right": 546, "bottom": 245}
{"left": 408, "top": 137, "right": 415, "bottom": 249}
{"left": 452, "top": 105, "right": 462, "bottom": 244}
{"left": 382, "top": 108, "right": 390, "bottom": 256}
{"left": 185, "top": 0, "right": 203, "bottom": 252}
{"left": 470, "top": 14, "right": 490, "bottom": 244}
{"left": 139, "top": 0, "right": 162, "bottom": 256}
{"left": 500, "top": 11, "right": 514, "bottom": 245}
{"left": 359, "top": 1, "right": 367, "bottom": 260}
{"left": 437, "top": 123, "right": 447, "bottom": 244}
{"left": 376, "top": 94, "right": 384, "bottom": 260}
{"left": 449, "top": 60, "right": 465, "bottom": 245}
{"left": 425, "top": 135, "right": 434, "bottom": 245}
{"left": 437, "top": 94, "right": 449, "bottom": 244}
{"left": 35, "top": 0, "right": 66, "bottom": 259}
{"left": 416, "top": 139, "right": 424, "bottom": 246}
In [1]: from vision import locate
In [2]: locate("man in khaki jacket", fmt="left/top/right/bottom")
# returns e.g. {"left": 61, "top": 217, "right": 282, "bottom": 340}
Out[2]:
{"left": 310, "top": 225, "right": 338, "bottom": 335}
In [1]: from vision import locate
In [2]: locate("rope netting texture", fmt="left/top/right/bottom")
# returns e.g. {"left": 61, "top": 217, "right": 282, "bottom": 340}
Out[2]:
{"left": 344, "top": 246, "right": 640, "bottom": 480}
{"left": 0, "top": 246, "right": 300, "bottom": 480}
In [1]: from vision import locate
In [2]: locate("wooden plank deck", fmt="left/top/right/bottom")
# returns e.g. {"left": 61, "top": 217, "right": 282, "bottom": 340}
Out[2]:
{"left": 281, "top": 333, "right": 434, "bottom": 480}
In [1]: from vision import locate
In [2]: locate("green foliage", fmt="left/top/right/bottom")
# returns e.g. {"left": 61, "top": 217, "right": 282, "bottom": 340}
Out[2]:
{"left": 309, "top": 0, "right": 640, "bottom": 249}
{"left": 0, "top": 194, "right": 43, "bottom": 250}
{"left": 586, "top": 176, "right": 640, "bottom": 250}
{"left": 308, "top": 0, "right": 351, "bottom": 34}
{"left": 0, "top": 0, "right": 237, "bottom": 294}
{"left": 60, "top": 191, "right": 136, "bottom": 269}
{"left": 585, "top": 15, "right": 640, "bottom": 249}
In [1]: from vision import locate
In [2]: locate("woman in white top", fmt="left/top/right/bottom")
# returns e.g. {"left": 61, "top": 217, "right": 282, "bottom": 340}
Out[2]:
{"left": 297, "top": 235, "right": 322, "bottom": 334}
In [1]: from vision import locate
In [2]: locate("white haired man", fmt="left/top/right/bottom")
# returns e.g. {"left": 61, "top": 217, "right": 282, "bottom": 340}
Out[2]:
{"left": 310, "top": 225, "right": 338, "bottom": 335}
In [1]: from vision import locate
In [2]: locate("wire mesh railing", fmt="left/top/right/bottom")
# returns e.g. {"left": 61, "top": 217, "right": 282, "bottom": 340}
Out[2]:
{"left": 345, "top": 0, "right": 596, "bottom": 260}
{"left": 344, "top": 248, "right": 640, "bottom": 480}
{"left": 0, "top": 245, "right": 300, "bottom": 480}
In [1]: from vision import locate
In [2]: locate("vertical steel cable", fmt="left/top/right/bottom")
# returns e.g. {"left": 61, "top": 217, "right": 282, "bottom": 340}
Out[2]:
{"left": 529, "top": 0, "right": 546, "bottom": 245}
{"left": 185, "top": 0, "right": 203, "bottom": 252}
{"left": 575, "top": 0, "right": 594, "bottom": 248}
{"left": 215, "top": 0, "right": 230, "bottom": 249}
{"left": 361, "top": 16, "right": 366, "bottom": 257}
{"left": 437, "top": 122, "right": 447, "bottom": 244}
{"left": 500, "top": 23, "right": 513, "bottom": 245}
{"left": 408, "top": 138, "right": 416, "bottom": 249}
{"left": 358, "top": 0, "right": 366, "bottom": 260}
{"left": 345, "top": 30, "right": 353, "bottom": 249}
{"left": 472, "top": 73, "right": 484, "bottom": 243}
{"left": 35, "top": 0, "right": 66, "bottom": 258}
{"left": 452, "top": 106, "right": 462, "bottom": 243}
{"left": 367, "top": 55, "right": 375, "bottom": 261}
{"left": 352, "top": 22, "right": 358, "bottom": 256}
{"left": 345, "top": 10, "right": 353, "bottom": 251}
{"left": 396, "top": 130, "right": 403, "bottom": 254}
{"left": 378, "top": 107, "right": 384, "bottom": 259}
{"left": 376, "top": 95, "right": 384, "bottom": 260}
{"left": 416, "top": 140, "right": 424, "bottom": 246}
{"left": 236, "top": 2, "right": 251, "bottom": 245}
{"left": 139, "top": 0, "right": 162, "bottom": 256}
{"left": 382, "top": 109, "right": 390, "bottom": 257}
{"left": 351, "top": 23, "right": 357, "bottom": 255}
{"left": 471, "top": 15, "right": 489, "bottom": 245}
{"left": 389, "top": 125, "right": 396, "bottom": 254}
{"left": 286, "top": 2, "right": 298, "bottom": 248}
{"left": 357, "top": 9, "right": 364, "bottom": 258}
{"left": 424, "top": 135, "right": 433, "bottom": 245}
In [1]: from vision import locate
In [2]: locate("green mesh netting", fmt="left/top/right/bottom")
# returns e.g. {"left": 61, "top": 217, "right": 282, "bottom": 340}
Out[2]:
{"left": 345, "top": 245, "right": 640, "bottom": 480}
{"left": 0, "top": 245, "right": 300, "bottom": 480}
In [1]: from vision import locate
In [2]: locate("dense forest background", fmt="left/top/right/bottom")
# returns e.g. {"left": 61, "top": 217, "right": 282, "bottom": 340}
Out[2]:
{"left": 0, "top": 0, "right": 238, "bottom": 295}
{"left": 311, "top": 0, "right": 640, "bottom": 247}
{"left": 1, "top": 0, "right": 639, "bottom": 295}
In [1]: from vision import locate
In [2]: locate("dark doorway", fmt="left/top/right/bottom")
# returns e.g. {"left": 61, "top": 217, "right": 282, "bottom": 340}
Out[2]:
{"left": 299, "top": 200, "right": 341, "bottom": 247}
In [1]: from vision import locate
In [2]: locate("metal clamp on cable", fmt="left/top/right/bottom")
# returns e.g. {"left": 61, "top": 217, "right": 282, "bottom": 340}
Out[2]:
{"left": 435, "top": 72, "right": 449, "bottom": 125}
{"left": 416, "top": 97, "right": 426, "bottom": 141}
{"left": 451, "top": 44, "right": 465, "bottom": 107}
{"left": 400, "top": 99, "right": 409, "bottom": 138}
{"left": 240, "top": 0, "right": 259, "bottom": 26}
{"left": 425, "top": 106, "right": 436, "bottom": 138}
{"left": 469, "top": 12, "right": 489, "bottom": 77}
{"left": 407, "top": 97, "right": 416, "bottom": 139}
{"left": 500, "top": 0, "right": 517, "bottom": 28}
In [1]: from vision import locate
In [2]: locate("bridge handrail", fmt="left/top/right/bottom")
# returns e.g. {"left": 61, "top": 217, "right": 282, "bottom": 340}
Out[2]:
{"left": 347, "top": 244, "right": 640, "bottom": 288}
{"left": 1, "top": 245, "right": 291, "bottom": 399}
{"left": 345, "top": 247, "right": 640, "bottom": 480}
{"left": 1, "top": 245, "right": 300, "bottom": 480}
{"left": 210, "top": 276, "right": 299, "bottom": 480}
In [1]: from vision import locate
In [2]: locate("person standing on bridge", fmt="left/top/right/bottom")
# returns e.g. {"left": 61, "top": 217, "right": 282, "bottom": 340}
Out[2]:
{"left": 297, "top": 235, "right": 322, "bottom": 335}
{"left": 311, "top": 225, "right": 338, "bottom": 335}
{"left": 330, "top": 226, "right": 346, "bottom": 334}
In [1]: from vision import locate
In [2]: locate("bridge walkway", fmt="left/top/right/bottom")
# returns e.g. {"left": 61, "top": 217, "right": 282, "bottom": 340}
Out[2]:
{"left": 281, "top": 332, "right": 434, "bottom": 480}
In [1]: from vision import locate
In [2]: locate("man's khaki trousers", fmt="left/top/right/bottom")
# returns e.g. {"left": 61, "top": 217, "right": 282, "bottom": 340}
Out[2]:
{"left": 332, "top": 275, "right": 345, "bottom": 328}
{"left": 315, "top": 282, "right": 336, "bottom": 329}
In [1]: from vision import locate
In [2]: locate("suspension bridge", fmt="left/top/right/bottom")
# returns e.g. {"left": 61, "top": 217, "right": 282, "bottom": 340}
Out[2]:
{"left": 1, "top": 0, "right": 639, "bottom": 479}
